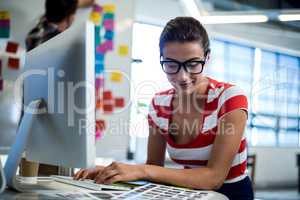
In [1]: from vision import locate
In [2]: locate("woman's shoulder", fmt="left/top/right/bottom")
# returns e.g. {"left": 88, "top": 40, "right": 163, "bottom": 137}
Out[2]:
{"left": 207, "top": 77, "right": 246, "bottom": 95}
{"left": 206, "top": 77, "right": 247, "bottom": 105}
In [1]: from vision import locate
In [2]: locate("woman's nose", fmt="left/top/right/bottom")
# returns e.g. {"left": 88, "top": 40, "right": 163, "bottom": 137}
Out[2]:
{"left": 175, "top": 67, "right": 190, "bottom": 82}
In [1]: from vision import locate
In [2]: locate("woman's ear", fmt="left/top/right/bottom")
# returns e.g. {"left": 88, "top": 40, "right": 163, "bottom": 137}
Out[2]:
{"left": 205, "top": 50, "right": 211, "bottom": 62}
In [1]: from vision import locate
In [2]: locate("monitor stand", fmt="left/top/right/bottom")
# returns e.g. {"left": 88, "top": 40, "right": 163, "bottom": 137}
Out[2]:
{"left": 4, "top": 99, "right": 46, "bottom": 191}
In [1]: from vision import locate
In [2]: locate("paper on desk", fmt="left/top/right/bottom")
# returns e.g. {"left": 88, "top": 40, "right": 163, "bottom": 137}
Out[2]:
{"left": 44, "top": 191, "right": 102, "bottom": 200}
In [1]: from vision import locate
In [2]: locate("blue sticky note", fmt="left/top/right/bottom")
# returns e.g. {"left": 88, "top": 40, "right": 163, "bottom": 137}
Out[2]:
{"left": 103, "top": 13, "right": 114, "bottom": 20}
{"left": 104, "top": 30, "right": 114, "bottom": 40}
{"left": 95, "top": 63, "right": 104, "bottom": 74}
{"left": 95, "top": 53, "right": 104, "bottom": 62}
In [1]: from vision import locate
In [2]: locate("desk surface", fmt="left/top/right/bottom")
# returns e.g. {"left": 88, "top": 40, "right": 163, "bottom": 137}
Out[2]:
{"left": 0, "top": 180, "right": 229, "bottom": 200}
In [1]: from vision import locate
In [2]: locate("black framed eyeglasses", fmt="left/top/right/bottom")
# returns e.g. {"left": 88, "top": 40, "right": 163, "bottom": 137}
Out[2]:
{"left": 160, "top": 57, "right": 206, "bottom": 74}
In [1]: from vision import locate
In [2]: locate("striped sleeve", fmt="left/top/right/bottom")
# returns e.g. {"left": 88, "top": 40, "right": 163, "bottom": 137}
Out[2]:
{"left": 148, "top": 98, "right": 159, "bottom": 129}
{"left": 147, "top": 97, "right": 169, "bottom": 132}
{"left": 217, "top": 85, "right": 248, "bottom": 119}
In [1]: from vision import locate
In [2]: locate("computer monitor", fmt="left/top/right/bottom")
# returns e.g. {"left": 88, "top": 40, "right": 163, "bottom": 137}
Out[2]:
{"left": 4, "top": 21, "right": 96, "bottom": 189}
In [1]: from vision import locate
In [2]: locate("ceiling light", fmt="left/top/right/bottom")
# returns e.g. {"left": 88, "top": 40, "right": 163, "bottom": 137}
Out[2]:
{"left": 199, "top": 15, "right": 268, "bottom": 24}
{"left": 278, "top": 14, "right": 300, "bottom": 21}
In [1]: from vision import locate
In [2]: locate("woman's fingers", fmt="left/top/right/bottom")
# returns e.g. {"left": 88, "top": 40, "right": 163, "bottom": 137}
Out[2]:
{"left": 73, "top": 169, "right": 85, "bottom": 180}
{"left": 73, "top": 166, "right": 104, "bottom": 180}
{"left": 104, "top": 175, "right": 122, "bottom": 185}
{"left": 94, "top": 169, "right": 119, "bottom": 184}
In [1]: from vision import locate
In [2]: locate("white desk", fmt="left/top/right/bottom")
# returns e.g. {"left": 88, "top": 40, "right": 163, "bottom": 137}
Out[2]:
{"left": 0, "top": 179, "right": 229, "bottom": 200}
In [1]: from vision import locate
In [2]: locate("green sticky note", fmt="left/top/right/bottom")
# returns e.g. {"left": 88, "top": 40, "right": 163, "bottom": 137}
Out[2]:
{"left": 0, "top": 28, "right": 9, "bottom": 38}
{"left": 137, "top": 102, "right": 147, "bottom": 107}
{"left": 95, "top": 26, "right": 101, "bottom": 45}
{"left": 103, "top": 13, "right": 114, "bottom": 20}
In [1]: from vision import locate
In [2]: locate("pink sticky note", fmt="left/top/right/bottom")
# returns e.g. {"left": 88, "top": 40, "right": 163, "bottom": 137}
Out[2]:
{"left": 96, "top": 43, "right": 106, "bottom": 54}
{"left": 96, "top": 40, "right": 113, "bottom": 53}
{"left": 95, "top": 77, "right": 104, "bottom": 89}
{"left": 93, "top": 4, "right": 103, "bottom": 13}
{"left": 0, "top": 20, "right": 10, "bottom": 27}
{"left": 106, "top": 40, "right": 113, "bottom": 51}
{"left": 95, "top": 130, "right": 103, "bottom": 140}
{"left": 103, "top": 19, "right": 114, "bottom": 31}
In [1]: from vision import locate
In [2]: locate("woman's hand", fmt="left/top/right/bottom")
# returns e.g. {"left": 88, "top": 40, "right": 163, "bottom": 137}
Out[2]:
{"left": 94, "top": 162, "right": 147, "bottom": 184}
{"left": 73, "top": 165, "right": 104, "bottom": 180}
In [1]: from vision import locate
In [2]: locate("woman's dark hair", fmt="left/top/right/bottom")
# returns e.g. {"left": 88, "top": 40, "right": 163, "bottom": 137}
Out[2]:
{"left": 159, "top": 17, "right": 210, "bottom": 57}
{"left": 45, "top": 0, "right": 78, "bottom": 23}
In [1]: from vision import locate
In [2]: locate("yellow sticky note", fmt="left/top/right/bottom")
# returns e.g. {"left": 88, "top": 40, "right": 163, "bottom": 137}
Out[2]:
{"left": 0, "top": 11, "right": 10, "bottom": 20}
{"left": 118, "top": 45, "right": 129, "bottom": 56}
{"left": 103, "top": 4, "right": 116, "bottom": 13}
{"left": 89, "top": 12, "right": 101, "bottom": 24}
{"left": 110, "top": 71, "right": 122, "bottom": 82}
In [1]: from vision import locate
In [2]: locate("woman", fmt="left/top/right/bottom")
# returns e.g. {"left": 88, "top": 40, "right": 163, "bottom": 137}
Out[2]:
{"left": 74, "top": 16, "right": 254, "bottom": 200}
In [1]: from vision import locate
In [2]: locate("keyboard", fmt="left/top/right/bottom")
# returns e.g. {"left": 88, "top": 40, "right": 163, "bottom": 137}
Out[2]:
{"left": 112, "top": 183, "right": 215, "bottom": 200}
{"left": 51, "top": 175, "right": 131, "bottom": 191}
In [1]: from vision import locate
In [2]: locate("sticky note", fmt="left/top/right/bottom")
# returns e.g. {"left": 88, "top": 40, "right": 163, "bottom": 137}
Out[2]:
{"left": 103, "top": 104, "right": 113, "bottom": 113}
{"left": 89, "top": 12, "right": 101, "bottom": 25}
{"left": 103, "top": 4, "right": 116, "bottom": 13}
{"left": 95, "top": 77, "right": 104, "bottom": 89}
{"left": 0, "top": 27, "right": 9, "bottom": 38}
{"left": 95, "top": 63, "right": 104, "bottom": 74}
{"left": 0, "top": 20, "right": 9, "bottom": 27}
{"left": 103, "top": 13, "right": 114, "bottom": 20}
{"left": 96, "top": 40, "right": 113, "bottom": 54}
{"left": 8, "top": 57, "right": 20, "bottom": 69}
{"left": 95, "top": 53, "right": 104, "bottom": 63}
{"left": 95, "top": 130, "right": 103, "bottom": 140}
{"left": 95, "top": 26, "right": 101, "bottom": 45}
{"left": 93, "top": 4, "right": 103, "bottom": 13}
{"left": 103, "top": 19, "right": 114, "bottom": 31}
{"left": 110, "top": 71, "right": 122, "bottom": 82}
{"left": 0, "top": 11, "right": 10, "bottom": 20}
{"left": 0, "top": 79, "right": 3, "bottom": 91}
{"left": 104, "top": 30, "right": 114, "bottom": 40}
{"left": 96, "top": 99, "right": 103, "bottom": 109}
{"left": 96, "top": 120, "right": 106, "bottom": 131}
{"left": 6, "top": 41, "right": 19, "bottom": 53}
{"left": 118, "top": 45, "right": 129, "bottom": 56}
{"left": 96, "top": 43, "right": 105, "bottom": 54}
{"left": 106, "top": 40, "right": 113, "bottom": 50}
{"left": 115, "top": 97, "right": 125, "bottom": 108}
{"left": 103, "top": 90, "right": 112, "bottom": 100}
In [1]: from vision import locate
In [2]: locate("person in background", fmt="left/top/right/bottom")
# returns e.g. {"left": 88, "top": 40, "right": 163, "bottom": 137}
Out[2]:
{"left": 21, "top": 0, "right": 94, "bottom": 176}
{"left": 74, "top": 17, "right": 254, "bottom": 200}
{"left": 26, "top": 0, "right": 94, "bottom": 51}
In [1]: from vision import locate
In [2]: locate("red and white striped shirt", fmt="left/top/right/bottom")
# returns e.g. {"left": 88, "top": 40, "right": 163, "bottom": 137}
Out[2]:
{"left": 148, "top": 77, "right": 248, "bottom": 183}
